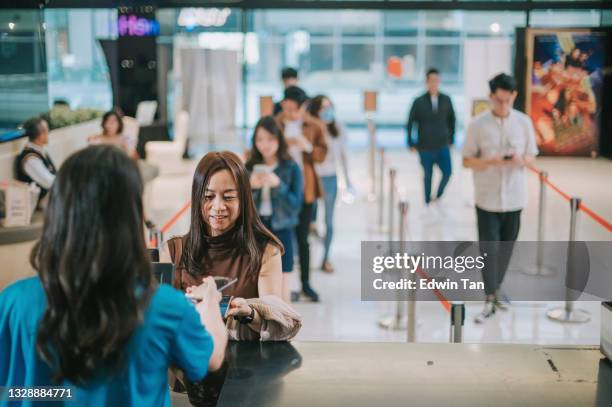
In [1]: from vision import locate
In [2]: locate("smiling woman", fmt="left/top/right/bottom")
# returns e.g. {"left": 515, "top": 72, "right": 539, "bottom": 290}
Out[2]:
{"left": 161, "top": 151, "right": 302, "bottom": 347}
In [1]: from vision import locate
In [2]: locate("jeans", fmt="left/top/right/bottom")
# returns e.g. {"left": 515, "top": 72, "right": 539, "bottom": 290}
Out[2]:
{"left": 295, "top": 202, "right": 314, "bottom": 286}
{"left": 476, "top": 207, "right": 521, "bottom": 296}
{"left": 320, "top": 175, "right": 338, "bottom": 263}
{"left": 418, "top": 146, "right": 452, "bottom": 204}
{"left": 261, "top": 216, "right": 295, "bottom": 273}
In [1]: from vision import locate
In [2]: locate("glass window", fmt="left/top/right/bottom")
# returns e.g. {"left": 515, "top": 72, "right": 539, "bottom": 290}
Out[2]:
{"left": 423, "top": 11, "right": 462, "bottom": 37}
{"left": 530, "top": 10, "right": 601, "bottom": 28}
{"left": 341, "top": 43, "right": 375, "bottom": 71}
{"left": 44, "top": 9, "right": 115, "bottom": 111}
{"left": 0, "top": 10, "right": 48, "bottom": 135}
{"left": 425, "top": 44, "right": 461, "bottom": 83}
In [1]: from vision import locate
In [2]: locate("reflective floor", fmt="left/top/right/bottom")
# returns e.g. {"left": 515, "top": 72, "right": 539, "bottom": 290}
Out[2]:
{"left": 147, "top": 138, "right": 612, "bottom": 346}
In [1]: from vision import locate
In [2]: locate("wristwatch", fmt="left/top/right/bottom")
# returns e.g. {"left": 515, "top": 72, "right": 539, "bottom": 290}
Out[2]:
{"left": 235, "top": 304, "right": 255, "bottom": 324}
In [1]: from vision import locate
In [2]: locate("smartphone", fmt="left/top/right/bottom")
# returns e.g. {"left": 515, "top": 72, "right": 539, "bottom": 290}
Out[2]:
{"left": 253, "top": 164, "right": 271, "bottom": 173}
{"left": 185, "top": 278, "right": 237, "bottom": 303}
{"left": 219, "top": 295, "right": 231, "bottom": 318}
{"left": 503, "top": 154, "right": 514, "bottom": 160}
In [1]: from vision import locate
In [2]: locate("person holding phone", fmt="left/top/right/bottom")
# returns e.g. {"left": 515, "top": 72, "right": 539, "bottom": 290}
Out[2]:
{"left": 246, "top": 116, "right": 303, "bottom": 302}
{"left": 161, "top": 151, "right": 302, "bottom": 342}
{"left": 462, "top": 73, "right": 539, "bottom": 323}
{"left": 0, "top": 145, "right": 227, "bottom": 406}
{"left": 275, "top": 86, "right": 327, "bottom": 302}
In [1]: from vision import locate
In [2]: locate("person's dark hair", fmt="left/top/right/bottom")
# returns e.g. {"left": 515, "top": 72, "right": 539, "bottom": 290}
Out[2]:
{"left": 32, "top": 145, "right": 154, "bottom": 385}
{"left": 426, "top": 68, "right": 439, "bottom": 78}
{"left": 53, "top": 99, "right": 70, "bottom": 107}
{"left": 181, "top": 151, "right": 283, "bottom": 278}
{"left": 307, "top": 95, "right": 339, "bottom": 138}
{"left": 23, "top": 117, "right": 47, "bottom": 142}
{"left": 101, "top": 110, "right": 124, "bottom": 135}
{"left": 246, "top": 116, "right": 291, "bottom": 169}
{"left": 283, "top": 86, "right": 308, "bottom": 106}
{"left": 281, "top": 67, "right": 298, "bottom": 81}
{"left": 489, "top": 73, "right": 517, "bottom": 94}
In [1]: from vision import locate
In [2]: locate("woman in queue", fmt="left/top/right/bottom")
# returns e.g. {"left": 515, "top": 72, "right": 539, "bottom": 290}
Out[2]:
{"left": 307, "top": 95, "right": 351, "bottom": 274}
{"left": 245, "top": 116, "right": 303, "bottom": 302}
{"left": 89, "top": 110, "right": 138, "bottom": 159}
{"left": 0, "top": 145, "right": 227, "bottom": 406}
{"left": 162, "top": 151, "right": 302, "bottom": 341}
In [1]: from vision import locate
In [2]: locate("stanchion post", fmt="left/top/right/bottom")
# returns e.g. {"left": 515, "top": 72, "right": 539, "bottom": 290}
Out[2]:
{"left": 450, "top": 302, "right": 465, "bottom": 343}
{"left": 546, "top": 197, "right": 590, "bottom": 323}
{"left": 388, "top": 169, "right": 397, "bottom": 242}
{"left": 399, "top": 200, "right": 416, "bottom": 342}
{"left": 377, "top": 148, "right": 385, "bottom": 231}
{"left": 367, "top": 116, "right": 376, "bottom": 201}
{"left": 522, "top": 170, "right": 555, "bottom": 276}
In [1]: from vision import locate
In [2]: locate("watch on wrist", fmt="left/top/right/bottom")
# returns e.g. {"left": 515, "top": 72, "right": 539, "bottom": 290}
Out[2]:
{"left": 235, "top": 304, "right": 255, "bottom": 324}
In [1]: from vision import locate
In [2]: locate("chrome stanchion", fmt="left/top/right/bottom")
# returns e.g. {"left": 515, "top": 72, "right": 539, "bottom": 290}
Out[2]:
{"left": 377, "top": 148, "right": 386, "bottom": 233}
{"left": 367, "top": 114, "right": 377, "bottom": 202}
{"left": 450, "top": 302, "right": 465, "bottom": 343}
{"left": 399, "top": 201, "right": 417, "bottom": 342}
{"left": 523, "top": 170, "right": 555, "bottom": 276}
{"left": 388, "top": 168, "right": 397, "bottom": 241}
{"left": 378, "top": 191, "right": 407, "bottom": 331}
{"left": 546, "top": 197, "right": 590, "bottom": 323}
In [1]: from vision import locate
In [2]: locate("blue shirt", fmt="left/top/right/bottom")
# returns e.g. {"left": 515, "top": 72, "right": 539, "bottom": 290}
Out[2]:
{"left": 0, "top": 277, "right": 213, "bottom": 406}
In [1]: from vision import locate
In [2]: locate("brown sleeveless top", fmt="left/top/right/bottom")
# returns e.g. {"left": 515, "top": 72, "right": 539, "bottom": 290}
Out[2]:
{"left": 167, "top": 232, "right": 261, "bottom": 299}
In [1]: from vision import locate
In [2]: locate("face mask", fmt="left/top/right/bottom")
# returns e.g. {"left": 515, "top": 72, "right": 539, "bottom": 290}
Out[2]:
{"left": 319, "top": 107, "right": 335, "bottom": 124}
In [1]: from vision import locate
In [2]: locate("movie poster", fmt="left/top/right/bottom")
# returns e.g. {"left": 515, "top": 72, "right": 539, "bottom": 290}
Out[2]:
{"left": 526, "top": 29, "right": 606, "bottom": 156}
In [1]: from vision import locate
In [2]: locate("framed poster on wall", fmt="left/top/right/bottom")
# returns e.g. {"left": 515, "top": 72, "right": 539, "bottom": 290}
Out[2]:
{"left": 525, "top": 28, "right": 606, "bottom": 156}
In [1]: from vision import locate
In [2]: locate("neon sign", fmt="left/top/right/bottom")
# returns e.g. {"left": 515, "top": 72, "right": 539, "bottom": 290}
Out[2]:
{"left": 118, "top": 14, "right": 160, "bottom": 37}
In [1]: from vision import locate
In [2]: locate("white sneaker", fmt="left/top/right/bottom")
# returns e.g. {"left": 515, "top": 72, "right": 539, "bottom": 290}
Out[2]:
{"left": 474, "top": 301, "right": 496, "bottom": 324}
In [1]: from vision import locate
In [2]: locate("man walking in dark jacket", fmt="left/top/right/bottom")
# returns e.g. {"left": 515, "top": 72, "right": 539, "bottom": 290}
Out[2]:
{"left": 406, "top": 68, "right": 456, "bottom": 206}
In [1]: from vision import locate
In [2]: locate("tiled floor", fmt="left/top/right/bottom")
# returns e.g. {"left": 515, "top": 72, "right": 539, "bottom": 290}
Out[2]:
{"left": 146, "top": 141, "right": 612, "bottom": 346}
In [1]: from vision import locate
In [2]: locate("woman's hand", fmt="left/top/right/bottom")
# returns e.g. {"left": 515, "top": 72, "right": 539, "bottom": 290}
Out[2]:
{"left": 250, "top": 173, "right": 264, "bottom": 189}
{"left": 226, "top": 297, "right": 252, "bottom": 318}
{"left": 263, "top": 172, "right": 281, "bottom": 188}
{"left": 187, "top": 277, "right": 221, "bottom": 305}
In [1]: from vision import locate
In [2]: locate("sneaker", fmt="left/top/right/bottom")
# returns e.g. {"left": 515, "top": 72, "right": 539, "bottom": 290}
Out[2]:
{"left": 290, "top": 291, "right": 301, "bottom": 302}
{"left": 493, "top": 299, "right": 509, "bottom": 311}
{"left": 302, "top": 284, "right": 320, "bottom": 302}
{"left": 321, "top": 261, "right": 334, "bottom": 273}
{"left": 474, "top": 301, "right": 496, "bottom": 324}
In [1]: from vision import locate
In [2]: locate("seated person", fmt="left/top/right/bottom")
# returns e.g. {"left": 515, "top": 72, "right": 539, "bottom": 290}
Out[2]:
{"left": 14, "top": 117, "right": 56, "bottom": 208}
{"left": 89, "top": 110, "right": 138, "bottom": 159}
{"left": 0, "top": 145, "right": 227, "bottom": 406}
{"left": 161, "top": 151, "right": 302, "bottom": 342}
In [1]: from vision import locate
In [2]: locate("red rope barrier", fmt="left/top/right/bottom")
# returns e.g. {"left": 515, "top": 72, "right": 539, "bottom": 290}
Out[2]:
{"left": 528, "top": 165, "right": 612, "bottom": 233}
{"left": 415, "top": 268, "right": 451, "bottom": 313}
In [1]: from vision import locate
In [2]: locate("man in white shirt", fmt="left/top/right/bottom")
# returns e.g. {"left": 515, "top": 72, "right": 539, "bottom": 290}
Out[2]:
{"left": 462, "top": 73, "right": 539, "bottom": 323}
{"left": 15, "top": 118, "right": 56, "bottom": 208}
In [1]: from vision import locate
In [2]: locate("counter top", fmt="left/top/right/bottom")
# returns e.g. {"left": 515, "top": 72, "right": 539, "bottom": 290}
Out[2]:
{"left": 0, "top": 211, "right": 44, "bottom": 245}
{"left": 202, "top": 341, "right": 611, "bottom": 407}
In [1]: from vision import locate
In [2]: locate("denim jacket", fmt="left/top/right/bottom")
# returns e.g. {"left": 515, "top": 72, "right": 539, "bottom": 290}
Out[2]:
{"left": 251, "top": 159, "right": 303, "bottom": 231}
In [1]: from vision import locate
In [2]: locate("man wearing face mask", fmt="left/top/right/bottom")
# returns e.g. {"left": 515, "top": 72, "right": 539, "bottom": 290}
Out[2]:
{"left": 275, "top": 86, "right": 327, "bottom": 302}
{"left": 406, "top": 68, "right": 456, "bottom": 210}
{"left": 463, "top": 73, "right": 538, "bottom": 323}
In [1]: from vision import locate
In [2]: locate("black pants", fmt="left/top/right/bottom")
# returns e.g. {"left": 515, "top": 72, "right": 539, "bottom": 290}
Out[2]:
{"left": 476, "top": 207, "right": 521, "bottom": 296}
{"left": 295, "top": 202, "right": 314, "bottom": 287}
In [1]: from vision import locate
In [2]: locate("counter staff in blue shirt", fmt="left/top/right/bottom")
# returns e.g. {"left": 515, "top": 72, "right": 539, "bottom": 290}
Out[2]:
{"left": 0, "top": 145, "right": 227, "bottom": 407}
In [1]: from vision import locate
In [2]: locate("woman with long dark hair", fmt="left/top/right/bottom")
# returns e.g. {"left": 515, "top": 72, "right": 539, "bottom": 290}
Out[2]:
{"left": 307, "top": 95, "right": 351, "bottom": 273}
{"left": 162, "top": 151, "right": 301, "bottom": 341}
{"left": 0, "top": 145, "right": 227, "bottom": 405}
{"left": 245, "top": 116, "right": 303, "bottom": 302}
{"left": 89, "top": 110, "right": 138, "bottom": 159}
